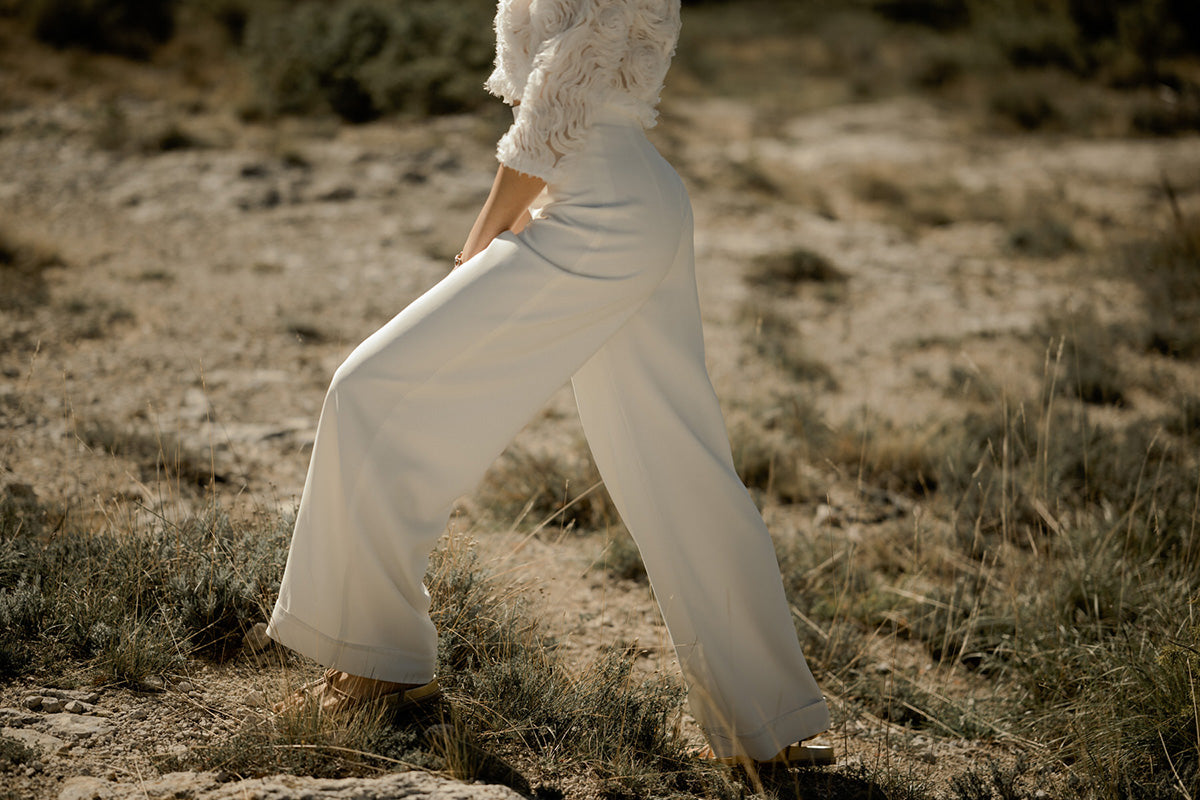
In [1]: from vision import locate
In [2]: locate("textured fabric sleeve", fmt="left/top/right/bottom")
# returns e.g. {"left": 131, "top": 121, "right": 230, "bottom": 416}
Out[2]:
{"left": 485, "top": 0, "right": 532, "bottom": 104}
{"left": 495, "top": 2, "right": 633, "bottom": 182}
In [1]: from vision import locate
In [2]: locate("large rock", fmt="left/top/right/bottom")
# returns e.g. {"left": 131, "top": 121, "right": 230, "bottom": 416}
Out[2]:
{"left": 0, "top": 707, "right": 40, "bottom": 726}
{"left": 58, "top": 771, "right": 526, "bottom": 800}
{"left": 1, "top": 725, "right": 65, "bottom": 755}
{"left": 34, "top": 713, "right": 115, "bottom": 741}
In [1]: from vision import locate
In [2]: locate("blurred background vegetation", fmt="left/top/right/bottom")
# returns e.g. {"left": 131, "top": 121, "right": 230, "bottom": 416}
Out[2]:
{"left": 0, "top": 0, "right": 1196, "bottom": 131}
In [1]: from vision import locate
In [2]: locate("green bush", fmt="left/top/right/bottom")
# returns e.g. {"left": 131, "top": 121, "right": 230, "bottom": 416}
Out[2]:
{"left": 865, "top": 0, "right": 1200, "bottom": 81}
{"left": 26, "top": 0, "right": 177, "bottom": 58}
{"left": 242, "top": 0, "right": 495, "bottom": 122}
{"left": 0, "top": 495, "right": 288, "bottom": 681}
{"left": 871, "top": 0, "right": 970, "bottom": 30}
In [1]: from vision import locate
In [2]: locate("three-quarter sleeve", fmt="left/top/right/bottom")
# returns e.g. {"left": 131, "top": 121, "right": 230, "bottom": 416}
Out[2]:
{"left": 494, "top": 2, "right": 633, "bottom": 182}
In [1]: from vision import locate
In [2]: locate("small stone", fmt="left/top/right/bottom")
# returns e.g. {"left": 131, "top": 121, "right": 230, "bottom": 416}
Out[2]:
{"left": 242, "top": 622, "right": 271, "bottom": 653}
{"left": 141, "top": 676, "right": 165, "bottom": 691}
{"left": 41, "top": 698, "right": 65, "bottom": 713}
{"left": 127, "top": 708, "right": 148, "bottom": 721}
{"left": 173, "top": 681, "right": 195, "bottom": 693}
{"left": 64, "top": 701, "right": 85, "bottom": 714}
{"left": 872, "top": 662, "right": 892, "bottom": 674}
{"left": 242, "top": 690, "right": 266, "bottom": 708}
{"left": 22, "top": 695, "right": 42, "bottom": 711}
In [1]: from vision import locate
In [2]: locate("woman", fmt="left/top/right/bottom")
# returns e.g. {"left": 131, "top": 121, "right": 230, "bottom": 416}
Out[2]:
{"left": 267, "top": 0, "right": 831, "bottom": 767}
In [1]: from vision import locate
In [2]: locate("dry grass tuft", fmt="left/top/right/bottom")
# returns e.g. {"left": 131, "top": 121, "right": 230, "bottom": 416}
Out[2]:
{"left": 0, "top": 498, "right": 287, "bottom": 679}
{"left": 728, "top": 410, "right": 820, "bottom": 505}
{"left": 76, "top": 418, "right": 229, "bottom": 492}
{"left": 600, "top": 530, "right": 647, "bottom": 583}
{"left": 1128, "top": 208, "right": 1200, "bottom": 359}
{"left": 746, "top": 247, "right": 847, "bottom": 293}
{"left": 1035, "top": 305, "right": 1129, "bottom": 407}
{"left": 474, "top": 440, "right": 621, "bottom": 534}
{"left": 740, "top": 300, "right": 838, "bottom": 388}
{"left": 825, "top": 415, "right": 947, "bottom": 498}
{"left": 772, "top": 378, "right": 1200, "bottom": 796}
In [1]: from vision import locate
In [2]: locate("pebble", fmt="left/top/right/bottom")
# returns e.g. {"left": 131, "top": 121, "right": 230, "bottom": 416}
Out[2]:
{"left": 242, "top": 690, "right": 266, "bottom": 708}
{"left": 64, "top": 700, "right": 86, "bottom": 714}
{"left": 127, "top": 708, "right": 148, "bottom": 721}
{"left": 174, "top": 681, "right": 195, "bottom": 693}
{"left": 141, "top": 676, "right": 165, "bottom": 691}
{"left": 22, "top": 695, "right": 43, "bottom": 711}
{"left": 41, "top": 698, "right": 65, "bottom": 713}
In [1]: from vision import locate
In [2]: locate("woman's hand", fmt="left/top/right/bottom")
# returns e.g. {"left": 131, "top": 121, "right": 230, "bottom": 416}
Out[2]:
{"left": 457, "top": 165, "right": 546, "bottom": 268}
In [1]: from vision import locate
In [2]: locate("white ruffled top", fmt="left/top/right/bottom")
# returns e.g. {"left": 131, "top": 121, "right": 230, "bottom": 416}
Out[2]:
{"left": 484, "top": 0, "right": 682, "bottom": 182}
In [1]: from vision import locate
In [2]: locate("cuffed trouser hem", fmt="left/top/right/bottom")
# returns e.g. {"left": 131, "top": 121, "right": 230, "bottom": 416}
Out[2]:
{"left": 266, "top": 608, "right": 436, "bottom": 685}
{"left": 702, "top": 697, "right": 832, "bottom": 762}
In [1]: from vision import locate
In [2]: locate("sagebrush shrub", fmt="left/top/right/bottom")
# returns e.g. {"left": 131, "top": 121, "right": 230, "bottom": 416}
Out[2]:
{"left": 242, "top": 0, "right": 495, "bottom": 122}
{"left": 27, "top": 0, "right": 177, "bottom": 58}
{"left": 0, "top": 496, "right": 288, "bottom": 681}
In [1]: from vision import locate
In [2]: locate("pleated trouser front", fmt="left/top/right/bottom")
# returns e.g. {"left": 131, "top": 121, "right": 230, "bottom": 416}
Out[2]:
{"left": 266, "top": 108, "right": 830, "bottom": 759}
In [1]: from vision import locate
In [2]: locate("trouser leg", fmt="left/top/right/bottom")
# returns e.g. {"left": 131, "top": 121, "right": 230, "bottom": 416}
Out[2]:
{"left": 571, "top": 231, "right": 830, "bottom": 760}
{"left": 267, "top": 212, "right": 683, "bottom": 683}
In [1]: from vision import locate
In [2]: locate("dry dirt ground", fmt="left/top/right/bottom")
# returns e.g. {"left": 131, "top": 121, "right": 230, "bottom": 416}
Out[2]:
{"left": 2, "top": 19, "right": 1200, "bottom": 800}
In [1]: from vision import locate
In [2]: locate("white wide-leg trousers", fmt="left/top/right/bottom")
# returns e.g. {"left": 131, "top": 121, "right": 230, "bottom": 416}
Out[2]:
{"left": 267, "top": 109, "right": 829, "bottom": 759}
